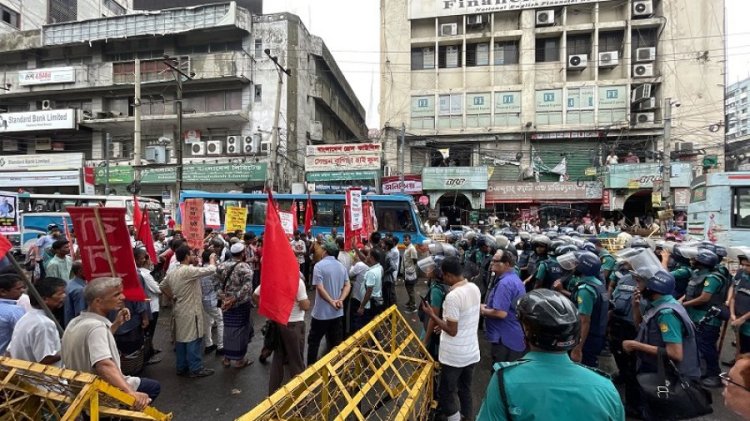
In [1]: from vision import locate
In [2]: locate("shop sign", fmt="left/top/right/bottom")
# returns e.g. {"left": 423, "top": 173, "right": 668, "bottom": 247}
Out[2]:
{"left": 305, "top": 170, "right": 378, "bottom": 182}
{"left": 183, "top": 162, "right": 267, "bottom": 183}
{"left": 83, "top": 167, "right": 95, "bottom": 194}
{"left": 674, "top": 188, "right": 690, "bottom": 209}
{"left": 409, "top": 0, "right": 609, "bottom": 19}
{"left": 606, "top": 162, "right": 692, "bottom": 189}
{"left": 18, "top": 67, "right": 76, "bottom": 86}
{"left": 602, "top": 189, "right": 611, "bottom": 211}
{"left": 531, "top": 131, "right": 603, "bottom": 140}
{"left": 0, "top": 170, "right": 80, "bottom": 187}
{"left": 141, "top": 167, "right": 177, "bottom": 184}
{"left": 422, "top": 167, "right": 488, "bottom": 191}
{"left": 306, "top": 143, "right": 381, "bottom": 156}
{"left": 0, "top": 152, "right": 83, "bottom": 171}
{"left": 0, "top": 109, "right": 76, "bottom": 132}
{"left": 305, "top": 154, "right": 381, "bottom": 172}
{"left": 312, "top": 184, "right": 377, "bottom": 194}
{"left": 94, "top": 166, "right": 134, "bottom": 185}
{"left": 486, "top": 181, "right": 603, "bottom": 203}
{"left": 382, "top": 175, "right": 423, "bottom": 194}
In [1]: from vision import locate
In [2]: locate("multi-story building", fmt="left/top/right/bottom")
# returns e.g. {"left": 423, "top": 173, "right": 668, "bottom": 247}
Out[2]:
{"left": 726, "top": 78, "right": 750, "bottom": 171}
{"left": 0, "top": 0, "right": 132, "bottom": 33}
{"left": 380, "top": 0, "right": 724, "bottom": 224}
{"left": 133, "top": 0, "right": 261, "bottom": 14}
{"left": 0, "top": 2, "right": 367, "bottom": 208}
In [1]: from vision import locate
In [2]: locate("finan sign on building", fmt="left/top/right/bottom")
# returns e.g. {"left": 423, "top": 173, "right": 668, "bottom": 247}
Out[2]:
{"left": 410, "top": 0, "right": 612, "bottom": 19}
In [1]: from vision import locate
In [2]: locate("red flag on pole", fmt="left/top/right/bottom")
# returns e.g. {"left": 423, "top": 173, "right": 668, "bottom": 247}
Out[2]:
{"left": 303, "top": 193, "right": 313, "bottom": 235}
{"left": 133, "top": 196, "right": 158, "bottom": 264}
{"left": 0, "top": 234, "right": 12, "bottom": 260}
{"left": 259, "top": 190, "right": 300, "bottom": 326}
{"left": 290, "top": 200, "right": 298, "bottom": 233}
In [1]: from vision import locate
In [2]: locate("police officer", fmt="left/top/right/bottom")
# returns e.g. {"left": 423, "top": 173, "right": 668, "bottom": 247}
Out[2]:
{"left": 623, "top": 269, "right": 701, "bottom": 418}
{"left": 516, "top": 232, "right": 533, "bottom": 280}
{"left": 682, "top": 248, "right": 728, "bottom": 388}
{"left": 661, "top": 245, "right": 694, "bottom": 299}
{"left": 523, "top": 235, "right": 551, "bottom": 291}
{"left": 730, "top": 250, "right": 750, "bottom": 355}
{"left": 476, "top": 289, "right": 624, "bottom": 421}
{"left": 569, "top": 251, "right": 608, "bottom": 368}
{"left": 591, "top": 238, "right": 617, "bottom": 289}
{"left": 608, "top": 255, "right": 640, "bottom": 403}
{"left": 533, "top": 241, "right": 564, "bottom": 290}
{"left": 552, "top": 245, "right": 578, "bottom": 298}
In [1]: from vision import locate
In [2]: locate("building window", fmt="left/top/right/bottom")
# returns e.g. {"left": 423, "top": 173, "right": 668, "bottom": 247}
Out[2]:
{"left": 438, "top": 93, "right": 463, "bottom": 128}
{"left": 535, "top": 89, "right": 563, "bottom": 125}
{"left": 598, "top": 31, "right": 624, "bottom": 53}
{"left": 411, "top": 47, "right": 435, "bottom": 70}
{"left": 535, "top": 37, "right": 560, "bottom": 63}
{"left": 567, "top": 34, "right": 591, "bottom": 55}
{"left": 466, "top": 93, "right": 491, "bottom": 127}
{"left": 438, "top": 45, "right": 462, "bottom": 68}
{"left": 632, "top": 28, "right": 657, "bottom": 49}
{"left": 103, "top": 0, "right": 126, "bottom": 15}
{"left": 494, "top": 91, "right": 521, "bottom": 127}
{"left": 494, "top": 41, "right": 519, "bottom": 65}
{"left": 1, "top": 5, "right": 19, "bottom": 28}
{"left": 48, "top": 0, "right": 77, "bottom": 24}
{"left": 410, "top": 96, "right": 435, "bottom": 129}
{"left": 566, "top": 87, "right": 595, "bottom": 124}
{"left": 598, "top": 86, "right": 628, "bottom": 124}
{"left": 466, "top": 43, "right": 489, "bottom": 67}
{"left": 733, "top": 187, "right": 750, "bottom": 228}
{"left": 254, "top": 85, "right": 262, "bottom": 103}
{"left": 255, "top": 39, "right": 263, "bottom": 58}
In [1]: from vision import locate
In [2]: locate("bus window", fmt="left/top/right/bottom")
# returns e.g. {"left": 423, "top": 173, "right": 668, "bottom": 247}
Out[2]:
{"left": 734, "top": 187, "right": 750, "bottom": 228}
{"left": 374, "top": 201, "right": 415, "bottom": 232}
{"left": 315, "top": 201, "right": 343, "bottom": 227}
{"left": 249, "top": 201, "right": 267, "bottom": 226}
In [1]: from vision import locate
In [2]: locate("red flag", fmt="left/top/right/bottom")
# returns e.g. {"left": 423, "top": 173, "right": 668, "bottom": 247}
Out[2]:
{"left": 259, "top": 190, "right": 300, "bottom": 326}
{"left": 0, "top": 234, "right": 12, "bottom": 260}
{"left": 303, "top": 193, "right": 313, "bottom": 235}
{"left": 290, "top": 200, "right": 298, "bottom": 233}
{"left": 132, "top": 196, "right": 144, "bottom": 231}
{"left": 62, "top": 217, "right": 73, "bottom": 257}
{"left": 132, "top": 196, "right": 158, "bottom": 263}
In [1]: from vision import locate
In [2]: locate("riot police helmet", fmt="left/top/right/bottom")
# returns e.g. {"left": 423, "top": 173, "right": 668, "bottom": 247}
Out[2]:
{"left": 574, "top": 251, "right": 601, "bottom": 277}
{"left": 517, "top": 289, "right": 580, "bottom": 352}
{"left": 694, "top": 249, "right": 720, "bottom": 269}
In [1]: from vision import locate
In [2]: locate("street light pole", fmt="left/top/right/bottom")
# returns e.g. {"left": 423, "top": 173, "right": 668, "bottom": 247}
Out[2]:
{"left": 163, "top": 56, "right": 193, "bottom": 210}
{"left": 662, "top": 97, "right": 672, "bottom": 206}
{"left": 134, "top": 58, "right": 142, "bottom": 167}
{"left": 264, "top": 48, "right": 292, "bottom": 192}
{"left": 399, "top": 123, "right": 405, "bottom": 193}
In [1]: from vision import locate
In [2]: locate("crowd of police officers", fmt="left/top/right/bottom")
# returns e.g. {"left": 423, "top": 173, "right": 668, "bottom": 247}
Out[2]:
{"left": 419, "top": 228, "right": 749, "bottom": 420}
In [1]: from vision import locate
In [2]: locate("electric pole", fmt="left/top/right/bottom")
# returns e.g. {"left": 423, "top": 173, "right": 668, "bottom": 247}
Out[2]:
{"left": 104, "top": 132, "right": 111, "bottom": 195}
{"left": 265, "top": 48, "right": 292, "bottom": 192}
{"left": 163, "top": 56, "right": 193, "bottom": 211}
{"left": 662, "top": 97, "right": 672, "bottom": 206}
{"left": 134, "top": 58, "right": 142, "bottom": 167}
{"left": 399, "top": 123, "right": 405, "bottom": 193}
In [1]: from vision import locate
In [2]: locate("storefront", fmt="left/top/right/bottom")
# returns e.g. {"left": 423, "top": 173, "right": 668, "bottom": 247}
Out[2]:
{"left": 304, "top": 143, "right": 382, "bottom": 194}
{"left": 486, "top": 181, "right": 604, "bottom": 222}
{"left": 422, "top": 167, "right": 487, "bottom": 225}
{"left": 305, "top": 170, "right": 379, "bottom": 194}
{"left": 603, "top": 162, "right": 692, "bottom": 218}
{"left": 0, "top": 152, "right": 85, "bottom": 194}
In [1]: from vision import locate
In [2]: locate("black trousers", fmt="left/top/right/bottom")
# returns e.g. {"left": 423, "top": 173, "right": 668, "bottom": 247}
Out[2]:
{"left": 437, "top": 363, "right": 475, "bottom": 419}
{"left": 609, "top": 318, "right": 639, "bottom": 406}
{"left": 382, "top": 281, "right": 396, "bottom": 308}
{"left": 306, "top": 316, "right": 343, "bottom": 366}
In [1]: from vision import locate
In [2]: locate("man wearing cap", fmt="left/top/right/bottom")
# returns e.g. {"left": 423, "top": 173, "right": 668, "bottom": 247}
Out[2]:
{"left": 45, "top": 240, "right": 72, "bottom": 282}
{"left": 307, "top": 241, "right": 350, "bottom": 366}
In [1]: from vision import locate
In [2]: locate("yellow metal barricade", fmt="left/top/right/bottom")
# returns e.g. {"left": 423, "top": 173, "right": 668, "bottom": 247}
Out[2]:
{"left": 239, "top": 305, "right": 436, "bottom": 421}
{"left": 0, "top": 357, "right": 172, "bottom": 420}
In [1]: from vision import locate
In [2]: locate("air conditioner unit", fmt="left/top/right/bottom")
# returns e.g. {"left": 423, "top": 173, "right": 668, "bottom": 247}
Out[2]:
{"left": 2, "top": 139, "right": 18, "bottom": 152}
{"left": 598, "top": 51, "right": 619, "bottom": 68}
{"left": 631, "top": 84, "right": 652, "bottom": 103}
{"left": 467, "top": 15, "right": 483, "bottom": 26}
{"left": 633, "top": 63, "right": 654, "bottom": 77}
{"left": 35, "top": 138, "right": 52, "bottom": 151}
{"left": 110, "top": 141, "right": 123, "bottom": 158}
{"left": 260, "top": 141, "right": 271, "bottom": 154}
{"left": 144, "top": 145, "right": 167, "bottom": 164}
{"left": 638, "top": 97, "right": 657, "bottom": 110}
{"left": 536, "top": 10, "right": 555, "bottom": 26}
{"left": 226, "top": 136, "right": 240, "bottom": 155}
{"left": 206, "top": 140, "right": 222, "bottom": 155}
{"left": 636, "top": 47, "right": 656, "bottom": 62}
{"left": 633, "top": 0, "right": 654, "bottom": 18}
{"left": 568, "top": 54, "right": 588, "bottom": 70}
{"left": 41, "top": 99, "right": 55, "bottom": 110}
{"left": 440, "top": 23, "right": 458, "bottom": 36}
{"left": 676, "top": 142, "right": 694, "bottom": 152}
{"left": 242, "top": 135, "right": 256, "bottom": 154}
{"left": 635, "top": 112, "right": 655, "bottom": 125}
{"left": 190, "top": 141, "right": 206, "bottom": 156}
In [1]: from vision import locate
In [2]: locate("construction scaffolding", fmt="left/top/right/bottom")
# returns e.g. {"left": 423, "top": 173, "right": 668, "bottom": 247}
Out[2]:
{"left": 239, "top": 305, "right": 436, "bottom": 421}
{"left": 0, "top": 357, "right": 172, "bottom": 420}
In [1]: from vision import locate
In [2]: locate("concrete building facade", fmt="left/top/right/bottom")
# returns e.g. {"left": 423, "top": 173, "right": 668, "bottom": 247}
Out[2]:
{"left": 0, "top": 2, "right": 366, "bottom": 207}
{"left": 725, "top": 78, "right": 750, "bottom": 171}
{"left": 379, "top": 0, "right": 724, "bottom": 224}
{"left": 0, "top": 0, "right": 133, "bottom": 33}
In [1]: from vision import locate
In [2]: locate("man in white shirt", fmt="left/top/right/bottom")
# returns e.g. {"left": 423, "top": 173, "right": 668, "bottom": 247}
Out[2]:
{"left": 253, "top": 273, "right": 310, "bottom": 395}
{"left": 402, "top": 234, "right": 419, "bottom": 312}
{"left": 421, "top": 256, "right": 481, "bottom": 421}
{"left": 348, "top": 254, "right": 370, "bottom": 335}
{"left": 291, "top": 231, "right": 307, "bottom": 277}
{"left": 357, "top": 248, "right": 384, "bottom": 324}
{"left": 8, "top": 277, "right": 66, "bottom": 366}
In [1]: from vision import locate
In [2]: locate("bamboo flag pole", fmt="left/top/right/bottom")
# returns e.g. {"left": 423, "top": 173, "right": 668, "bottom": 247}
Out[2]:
{"left": 93, "top": 207, "right": 117, "bottom": 277}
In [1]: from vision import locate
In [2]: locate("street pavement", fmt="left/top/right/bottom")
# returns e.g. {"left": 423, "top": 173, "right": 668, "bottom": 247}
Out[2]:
{"left": 142, "top": 282, "right": 742, "bottom": 420}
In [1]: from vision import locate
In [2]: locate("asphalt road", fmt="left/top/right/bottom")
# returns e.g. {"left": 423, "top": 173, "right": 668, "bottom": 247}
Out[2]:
{"left": 141, "top": 282, "right": 742, "bottom": 420}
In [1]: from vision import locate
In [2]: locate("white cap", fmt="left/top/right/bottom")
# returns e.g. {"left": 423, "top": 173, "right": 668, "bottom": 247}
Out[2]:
{"left": 230, "top": 243, "right": 245, "bottom": 254}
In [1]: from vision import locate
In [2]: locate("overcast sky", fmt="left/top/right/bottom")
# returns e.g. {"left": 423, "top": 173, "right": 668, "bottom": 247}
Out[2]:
{"left": 265, "top": 0, "right": 750, "bottom": 129}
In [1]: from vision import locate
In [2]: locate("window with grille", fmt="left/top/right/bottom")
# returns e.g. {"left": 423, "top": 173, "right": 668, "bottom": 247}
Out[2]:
{"left": 438, "top": 94, "right": 463, "bottom": 129}
{"left": 103, "top": 0, "right": 126, "bottom": 15}
{"left": 466, "top": 43, "right": 489, "bottom": 67}
{"left": 48, "top": 0, "right": 77, "bottom": 24}
{"left": 494, "top": 41, "right": 519, "bottom": 65}
{"left": 567, "top": 34, "right": 591, "bottom": 55}
{"left": 598, "top": 31, "right": 623, "bottom": 53}
{"left": 411, "top": 47, "right": 435, "bottom": 70}
{"left": 1, "top": 5, "right": 19, "bottom": 28}
{"left": 535, "top": 37, "right": 560, "bottom": 62}
{"left": 438, "top": 45, "right": 462, "bottom": 68}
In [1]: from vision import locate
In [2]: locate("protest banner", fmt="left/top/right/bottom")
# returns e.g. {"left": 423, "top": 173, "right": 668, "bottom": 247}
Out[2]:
{"left": 183, "top": 198, "right": 205, "bottom": 250}
{"left": 225, "top": 206, "right": 248, "bottom": 233}
{"left": 279, "top": 211, "right": 294, "bottom": 236}
{"left": 0, "top": 192, "right": 19, "bottom": 234}
{"left": 204, "top": 202, "right": 221, "bottom": 229}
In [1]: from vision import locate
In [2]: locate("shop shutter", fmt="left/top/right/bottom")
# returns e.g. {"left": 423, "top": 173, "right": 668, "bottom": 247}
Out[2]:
{"left": 489, "top": 164, "right": 522, "bottom": 182}
{"left": 532, "top": 140, "right": 600, "bottom": 182}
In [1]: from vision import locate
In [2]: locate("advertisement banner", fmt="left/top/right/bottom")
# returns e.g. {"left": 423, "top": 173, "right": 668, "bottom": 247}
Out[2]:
{"left": 381, "top": 175, "right": 423, "bottom": 194}
{"left": 598, "top": 86, "right": 628, "bottom": 109}
{"left": 141, "top": 167, "right": 177, "bottom": 184}
{"left": 411, "top": 96, "right": 435, "bottom": 117}
{"left": 0, "top": 170, "right": 80, "bottom": 187}
{"left": 225, "top": 206, "right": 247, "bottom": 233}
{"left": 83, "top": 167, "right": 95, "bottom": 194}
{"left": 67, "top": 207, "right": 145, "bottom": 301}
{"left": 183, "top": 163, "right": 267, "bottom": 183}
{"left": 204, "top": 202, "right": 220, "bottom": 229}
{"left": 0, "top": 152, "right": 84, "bottom": 171}
{"left": 674, "top": 188, "right": 691, "bottom": 209}
{"left": 0, "top": 192, "right": 19, "bottom": 234}
{"left": 466, "top": 93, "right": 491, "bottom": 114}
{"left": 409, "top": 0, "right": 610, "bottom": 19}
{"left": 347, "top": 188, "right": 363, "bottom": 231}
{"left": 278, "top": 211, "right": 294, "bottom": 236}
{"left": 305, "top": 154, "right": 381, "bottom": 172}
{"left": 305, "top": 170, "right": 378, "bottom": 182}
{"left": 18, "top": 67, "right": 76, "bottom": 86}
{"left": 94, "top": 166, "right": 134, "bottom": 185}
{"left": 0, "top": 109, "right": 77, "bottom": 133}
{"left": 605, "top": 162, "right": 692, "bottom": 189}
{"left": 494, "top": 91, "right": 522, "bottom": 114}
{"left": 486, "top": 181, "right": 603, "bottom": 203}
{"left": 306, "top": 143, "right": 381, "bottom": 156}
{"left": 183, "top": 199, "right": 205, "bottom": 250}
{"left": 535, "top": 89, "right": 563, "bottom": 112}
{"left": 422, "top": 167, "right": 488, "bottom": 190}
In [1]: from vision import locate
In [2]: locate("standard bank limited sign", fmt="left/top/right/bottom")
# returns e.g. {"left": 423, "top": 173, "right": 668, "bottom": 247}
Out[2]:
{"left": 409, "top": 0, "right": 612, "bottom": 19}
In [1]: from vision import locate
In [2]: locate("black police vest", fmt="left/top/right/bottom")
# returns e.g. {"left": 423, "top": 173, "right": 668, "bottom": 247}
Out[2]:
{"left": 735, "top": 272, "right": 750, "bottom": 317}
{"left": 685, "top": 270, "right": 729, "bottom": 311}
{"left": 574, "top": 277, "right": 608, "bottom": 338}
{"left": 611, "top": 274, "right": 638, "bottom": 324}
{"left": 526, "top": 253, "right": 541, "bottom": 277}
{"left": 636, "top": 301, "right": 701, "bottom": 380}
{"left": 539, "top": 259, "right": 563, "bottom": 289}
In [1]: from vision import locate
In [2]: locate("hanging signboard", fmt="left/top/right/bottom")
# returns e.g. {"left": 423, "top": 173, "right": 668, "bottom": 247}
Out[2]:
{"left": 346, "top": 188, "right": 363, "bottom": 231}
{"left": 305, "top": 143, "right": 381, "bottom": 156}
{"left": 18, "top": 67, "right": 76, "bottom": 86}
{"left": 422, "top": 167, "right": 488, "bottom": 190}
{"left": 486, "top": 181, "right": 603, "bottom": 203}
{"left": 183, "top": 198, "right": 205, "bottom": 250}
{"left": 225, "top": 206, "right": 248, "bottom": 233}
{"left": 381, "top": 175, "right": 423, "bottom": 194}
{"left": 204, "top": 202, "right": 220, "bottom": 229}
{"left": 0, "top": 152, "right": 84, "bottom": 171}
{"left": 0, "top": 192, "right": 19, "bottom": 235}
{"left": 305, "top": 155, "right": 381, "bottom": 172}
{"left": 0, "top": 109, "right": 76, "bottom": 132}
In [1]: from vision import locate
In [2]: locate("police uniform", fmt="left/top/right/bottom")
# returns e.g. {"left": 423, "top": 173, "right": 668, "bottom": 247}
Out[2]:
{"left": 670, "top": 263, "right": 693, "bottom": 299}
{"left": 733, "top": 270, "right": 750, "bottom": 353}
{"left": 608, "top": 272, "right": 639, "bottom": 402}
{"left": 571, "top": 275, "right": 608, "bottom": 368}
{"left": 599, "top": 249, "right": 616, "bottom": 280}
{"left": 476, "top": 352, "right": 625, "bottom": 421}
{"left": 684, "top": 268, "right": 728, "bottom": 380}
{"left": 534, "top": 256, "right": 563, "bottom": 290}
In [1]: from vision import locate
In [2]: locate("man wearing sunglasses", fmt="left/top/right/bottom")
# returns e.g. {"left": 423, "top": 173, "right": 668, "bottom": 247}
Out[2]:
{"left": 723, "top": 355, "right": 750, "bottom": 420}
